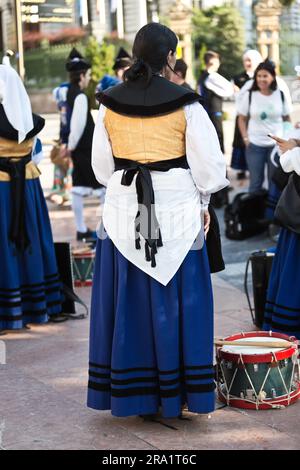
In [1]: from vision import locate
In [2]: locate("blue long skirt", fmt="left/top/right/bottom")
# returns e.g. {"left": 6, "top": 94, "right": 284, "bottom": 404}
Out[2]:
{"left": 87, "top": 236, "right": 215, "bottom": 418}
{"left": 231, "top": 147, "right": 248, "bottom": 171}
{"left": 265, "top": 180, "right": 282, "bottom": 221}
{"left": 263, "top": 229, "right": 300, "bottom": 338}
{"left": 0, "top": 179, "right": 62, "bottom": 330}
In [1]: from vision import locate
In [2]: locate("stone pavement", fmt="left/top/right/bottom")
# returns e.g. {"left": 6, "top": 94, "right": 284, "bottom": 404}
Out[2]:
{"left": 1, "top": 105, "right": 300, "bottom": 450}
{"left": 1, "top": 201, "right": 300, "bottom": 450}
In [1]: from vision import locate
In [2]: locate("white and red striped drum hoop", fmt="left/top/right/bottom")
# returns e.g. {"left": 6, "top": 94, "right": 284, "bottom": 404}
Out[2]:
{"left": 216, "top": 331, "right": 300, "bottom": 410}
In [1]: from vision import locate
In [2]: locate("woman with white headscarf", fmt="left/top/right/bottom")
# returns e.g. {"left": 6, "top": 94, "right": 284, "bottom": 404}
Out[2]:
{"left": 0, "top": 65, "right": 62, "bottom": 331}
{"left": 231, "top": 50, "right": 263, "bottom": 179}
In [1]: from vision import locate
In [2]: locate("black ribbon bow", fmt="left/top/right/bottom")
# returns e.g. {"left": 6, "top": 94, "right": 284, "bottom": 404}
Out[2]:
{"left": 114, "top": 156, "right": 189, "bottom": 268}
{"left": 0, "top": 154, "right": 31, "bottom": 252}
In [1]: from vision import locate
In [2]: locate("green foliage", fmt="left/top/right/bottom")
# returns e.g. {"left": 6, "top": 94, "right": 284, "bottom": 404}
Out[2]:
{"left": 84, "top": 37, "right": 115, "bottom": 109}
{"left": 279, "top": 0, "right": 296, "bottom": 6}
{"left": 84, "top": 36, "right": 115, "bottom": 83}
{"left": 192, "top": 4, "right": 246, "bottom": 79}
{"left": 24, "top": 42, "right": 85, "bottom": 89}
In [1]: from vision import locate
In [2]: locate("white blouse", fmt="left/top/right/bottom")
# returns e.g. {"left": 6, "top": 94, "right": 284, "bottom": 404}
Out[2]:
{"left": 68, "top": 93, "right": 88, "bottom": 151}
{"left": 92, "top": 102, "right": 229, "bottom": 285}
{"left": 204, "top": 72, "right": 234, "bottom": 98}
{"left": 280, "top": 147, "right": 300, "bottom": 176}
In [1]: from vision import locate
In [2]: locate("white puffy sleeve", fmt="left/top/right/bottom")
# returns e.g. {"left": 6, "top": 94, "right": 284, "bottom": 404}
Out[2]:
{"left": 91, "top": 104, "right": 114, "bottom": 186}
{"left": 68, "top": 93, "right": 88, "bottom": 151}
{"left": 185, "top": 102, "right": 229, "bottom": 209}
{"left": 280, "top": 147, "right": 300, "bottom": 176}
{"left": 205, "top": 72, "right": 234, "bottom": 98}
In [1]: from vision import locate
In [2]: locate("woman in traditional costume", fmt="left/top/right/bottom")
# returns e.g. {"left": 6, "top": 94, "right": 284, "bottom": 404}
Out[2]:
{"left": 263, "top": 140, "right": 300, "bottom": 339}
{"left": 64, "top": 48, "right": 105, "bottom": 241}
{"left": 0, "top": 65, "right": 62, "bottom": 330}
{"left": 87, "top": 23, "right": 228, "bottom": 419}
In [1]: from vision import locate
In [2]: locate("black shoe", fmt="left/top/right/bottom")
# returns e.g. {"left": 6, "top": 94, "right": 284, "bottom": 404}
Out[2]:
{"left": 139, "top": 413, "right": 159, "bottom": 421}
{"left": 76, "top": 229, "right": 97, "bottom": 242}
{"left": 178, "top": 412, "right": 192, "bottom": 421}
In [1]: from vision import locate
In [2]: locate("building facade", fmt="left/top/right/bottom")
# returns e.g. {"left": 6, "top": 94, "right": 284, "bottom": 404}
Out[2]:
{"left": 0, "top": 0, "right": 17, "bottom": 53}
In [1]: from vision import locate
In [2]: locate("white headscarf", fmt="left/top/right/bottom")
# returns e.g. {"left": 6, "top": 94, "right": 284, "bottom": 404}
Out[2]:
{"left": 2, "top": 56, "right": 10, "bottom": 66}
{"left": 243, "top": 49, "right": 263, "bottom": 73}
{"left": 0, "top": 65, "right": 33, "bottom": 143}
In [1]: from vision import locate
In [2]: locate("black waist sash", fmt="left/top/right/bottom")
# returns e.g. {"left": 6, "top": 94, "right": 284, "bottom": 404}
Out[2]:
{"left": 114, "top": 155, "right": 189, "bottom": 268}
{"left": 0, "top": 154, "right": 31, "bottom": 252}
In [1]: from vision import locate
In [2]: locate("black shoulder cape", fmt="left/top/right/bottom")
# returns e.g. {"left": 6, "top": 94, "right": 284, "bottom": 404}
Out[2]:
{"left": 0, "top": 104, "right": 45, "bottom": 141}
{"left": 96, "top": 75, "right": 203, "bottom": 116}
{"left": 97, "top": 76, "right": 224, "bottom": 274}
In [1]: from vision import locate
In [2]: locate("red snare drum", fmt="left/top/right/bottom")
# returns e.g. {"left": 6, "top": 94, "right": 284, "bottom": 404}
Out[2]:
{"left": 216, "top": 331, "right": 300, "bottom": 410}
{"left": 72, "top": 247, "right": 95, "bottom": 287}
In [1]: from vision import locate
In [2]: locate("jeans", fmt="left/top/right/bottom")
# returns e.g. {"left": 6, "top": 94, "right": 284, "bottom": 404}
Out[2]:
{"left": 246, "top": 143, "right": 275, "bottom": 193}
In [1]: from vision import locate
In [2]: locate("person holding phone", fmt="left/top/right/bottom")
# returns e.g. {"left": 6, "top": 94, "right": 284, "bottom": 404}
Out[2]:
{"left": 269, "top": 134, "right": 300, "bottom": 154}
{"left": 263, "top": 140, "right": 300, "bottom": 338}
{"left": 238, "top": 61, "right": 292, "bottom": 193}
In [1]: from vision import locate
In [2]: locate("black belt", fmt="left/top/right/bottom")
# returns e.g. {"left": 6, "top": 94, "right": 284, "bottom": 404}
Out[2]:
{"left": 0, "top": 154, "right": 31, "bottom": 252}
{"left": 114, "top": 155, "right": 189, "bottom": 268}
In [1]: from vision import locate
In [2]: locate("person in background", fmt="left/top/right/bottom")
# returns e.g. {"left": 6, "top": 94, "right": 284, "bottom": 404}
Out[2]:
{"left": 50, "top": 80, "right": 72, "bottom": 206}
{"left": 198, "top": 51, "right": 233, "bottom": 208}
{"left": 96, "top": 47, "right": 132, "bottom": 93}
{"left": 198, "top": 51, "right": 234, "bottom": 153}
{"left": 231, "top": 50, "right": 263, "bottom": 180}
{"left": 64, "top": 48, "right": 105, "bottom": 241}
{"left": 263, "top": 138, "right": 300, "bottom": 338}
{"left": 170, "top": 58, "right": 193, "bottom": 91}
{"left": 0, "top": 65, "right": 62, "bottom": 331}
{"left": 238, "top": 60, "right": 292, "bottom": 193}
{"left": 238, "top": 60, "right": 293, "bottom": 116}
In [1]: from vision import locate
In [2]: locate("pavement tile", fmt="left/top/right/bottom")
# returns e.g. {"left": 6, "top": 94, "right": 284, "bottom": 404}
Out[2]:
{"left": 1, "top": 108, "right": 300, "bottom": 449}
{"left": 0, "top": 368, "right": 156, "bottom": 451}
{"left": 116, "top": 406, "right": 300, "bottom": 450}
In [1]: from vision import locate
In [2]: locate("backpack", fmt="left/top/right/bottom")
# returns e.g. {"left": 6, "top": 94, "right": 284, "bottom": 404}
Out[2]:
{"left": 224, "top": 190, "right": 268, "bottom": 240}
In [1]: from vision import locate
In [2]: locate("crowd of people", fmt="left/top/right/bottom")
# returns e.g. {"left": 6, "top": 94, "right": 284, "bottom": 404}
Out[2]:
{"left": 0, "top": 22, "right": 300, "bottom": 420}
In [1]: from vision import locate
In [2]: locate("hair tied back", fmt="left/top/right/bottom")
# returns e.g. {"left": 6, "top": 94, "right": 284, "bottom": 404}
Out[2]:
{"left": 124, "top": 57, "right": 153, "bottom": 86}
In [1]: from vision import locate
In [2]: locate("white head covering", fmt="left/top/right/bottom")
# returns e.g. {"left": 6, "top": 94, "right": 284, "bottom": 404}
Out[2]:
{"left": 0, "top": 64, "right": 33, "bottom": 143}
{"left": 243, "top": 49, "right": 263, "bottom": 72}
{"left": 2, "top": 56, "right": 10, "bottom": 66}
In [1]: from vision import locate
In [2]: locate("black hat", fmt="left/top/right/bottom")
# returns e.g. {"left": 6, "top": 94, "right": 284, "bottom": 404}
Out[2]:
{"left": 113, "top": 47, "right": 132, "bottom": 71}
{"left": 65, "top": 47, "right": 91, "bottom": 72}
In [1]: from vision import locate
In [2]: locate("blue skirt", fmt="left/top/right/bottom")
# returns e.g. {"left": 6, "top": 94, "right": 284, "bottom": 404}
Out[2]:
{"left": 265, "top": 180, "right": 282, "bottom": 221}
{"left": 231, "top": 147, "right": 248, "bottom": 171}
{"left": 0, "top": 179, "right": 62, "bottom": 330}
{"left": 87, "top": 237, "right": 215, "bottom": 418}
{"left": 263, "top": 229, "right": 300, "bottom": 339}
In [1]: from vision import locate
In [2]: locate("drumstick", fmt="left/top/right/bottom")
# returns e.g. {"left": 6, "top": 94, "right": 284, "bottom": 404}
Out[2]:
{"left": 214, "top": 339, "right": 295, "bottom": 349}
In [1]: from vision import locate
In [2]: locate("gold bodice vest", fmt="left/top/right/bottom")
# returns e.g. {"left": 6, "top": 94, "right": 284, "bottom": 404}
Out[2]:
{"left": 0, "top": 137, "right": 40, "bottom": 181}
{"left": 104, "top": 108, "right": 186, "bottom": 163}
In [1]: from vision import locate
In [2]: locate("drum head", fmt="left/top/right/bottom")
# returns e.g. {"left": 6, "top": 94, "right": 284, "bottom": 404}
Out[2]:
{"left": 221, "top": 336, "right": 288, "bottom": 355}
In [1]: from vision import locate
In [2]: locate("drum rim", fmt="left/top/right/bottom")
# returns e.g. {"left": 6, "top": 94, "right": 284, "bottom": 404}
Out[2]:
{"left": 217, "top": 384, "right": 300, "bottom": 410}
{"left": 217, "top": 331, "right": 298, "bottom": 363}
